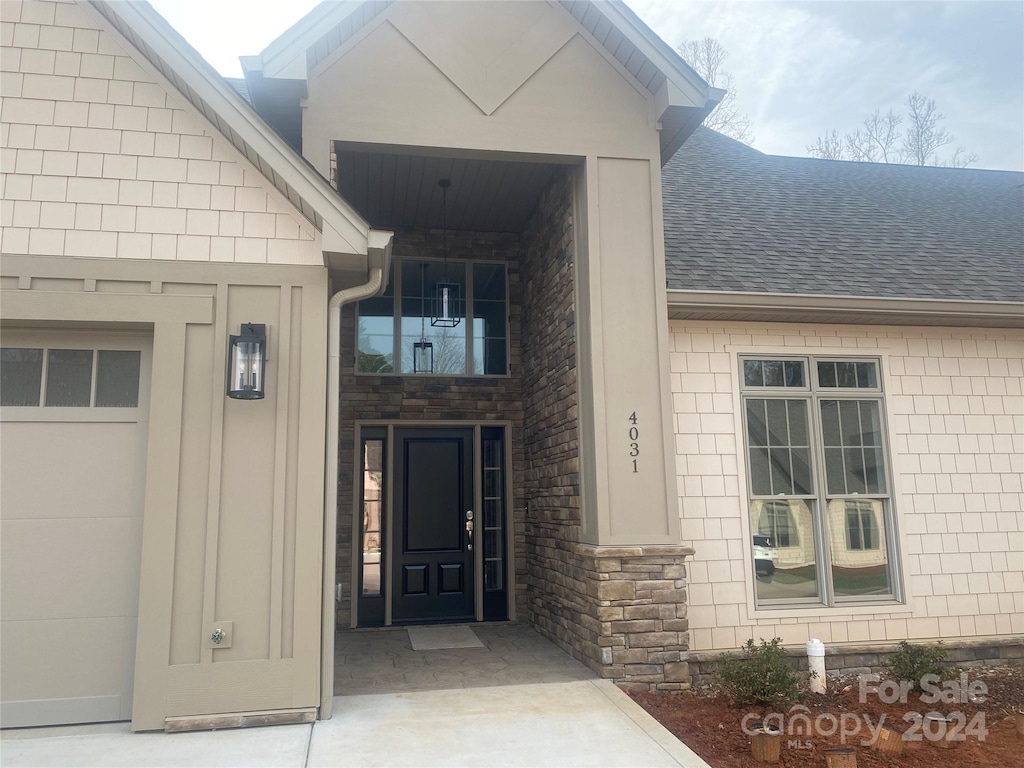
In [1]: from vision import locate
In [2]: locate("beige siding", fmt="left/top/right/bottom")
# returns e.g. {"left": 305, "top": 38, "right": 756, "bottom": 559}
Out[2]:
{"left": 0, "top": 0, "right": 322, "bottom": 266}
{"left": 669, "top": 321, "right": 1024, "bottom": 651}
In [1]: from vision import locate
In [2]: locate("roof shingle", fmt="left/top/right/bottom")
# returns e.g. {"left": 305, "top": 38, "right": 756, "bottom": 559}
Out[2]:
{"left": 662, "top": 128, "right": 1024, "bottom": 303}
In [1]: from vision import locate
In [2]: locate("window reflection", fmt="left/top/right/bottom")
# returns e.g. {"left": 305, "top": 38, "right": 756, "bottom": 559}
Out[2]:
{"left": 751, "top": 500, "right": 819, "bottom": 601}
{"left": 827, "top": 499, "right": 890, "bottom": 597}
{"left": 362, "top": 439, "right": 384, "bottom": 597}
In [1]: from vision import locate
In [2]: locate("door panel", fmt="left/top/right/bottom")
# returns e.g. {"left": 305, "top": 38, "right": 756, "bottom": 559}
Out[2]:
{"left": 392, "top": 429, "right": 474, "bottom": 622}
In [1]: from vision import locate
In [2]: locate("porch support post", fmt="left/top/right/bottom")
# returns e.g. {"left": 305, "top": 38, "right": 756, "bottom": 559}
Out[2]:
{"left": 574, "top": 155, "right": 680, "bottom": 546}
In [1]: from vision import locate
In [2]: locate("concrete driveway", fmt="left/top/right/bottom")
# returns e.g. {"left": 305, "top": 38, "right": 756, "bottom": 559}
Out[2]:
{"left": 2, "top": 680, "right": 709, "bottom": 768}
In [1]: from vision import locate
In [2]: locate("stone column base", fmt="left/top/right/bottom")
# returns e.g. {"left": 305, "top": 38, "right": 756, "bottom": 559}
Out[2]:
{"left": 572, "top": 544, "right": 695, "bottom": 691}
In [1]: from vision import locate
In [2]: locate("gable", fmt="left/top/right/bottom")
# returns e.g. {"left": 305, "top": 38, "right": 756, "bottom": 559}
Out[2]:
{"left": 302, "top": 2, "right": 657, "bottom": 166}
{"left": 251, "top": 0, "right": 720, "bottom": 164}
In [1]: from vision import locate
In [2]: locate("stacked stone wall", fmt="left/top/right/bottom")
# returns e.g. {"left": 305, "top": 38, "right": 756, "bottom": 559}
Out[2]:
{"left": 335, "top": 228, "right": 526, "bottom": 626}
{"left": 686, "top": 637, "right": 1024, "bottom": 688}
{"left": 519, "top": 168, "right": 583, "bottom": 646}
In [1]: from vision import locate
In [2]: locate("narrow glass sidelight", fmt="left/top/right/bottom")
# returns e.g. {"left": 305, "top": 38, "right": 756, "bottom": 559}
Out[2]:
{"left": 481, "top": 427, "right": 507, "bottom": 620}
{"left": 227, "top": 323, "right": 267, "bottom": 400}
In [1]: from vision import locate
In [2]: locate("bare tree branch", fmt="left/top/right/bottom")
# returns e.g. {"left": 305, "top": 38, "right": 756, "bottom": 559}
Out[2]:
{"left": 807, "top": 129, "right": 845, "bottom": 160}
{"left": 902, "top": 91, "right": 954, "bottom": 165}
{"left": 677, "top": 37, "right": 754, "bottom": 145}
{"left": 810, "top": 93, "right": 976, "bottom": 167}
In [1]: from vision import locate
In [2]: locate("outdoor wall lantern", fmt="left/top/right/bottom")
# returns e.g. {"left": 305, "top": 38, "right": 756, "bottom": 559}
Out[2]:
{"left": 227, "top": 323, "right": 267, "bottom": 400}
{"left": 430, "top": 179, "right": 463, "bottom": 328}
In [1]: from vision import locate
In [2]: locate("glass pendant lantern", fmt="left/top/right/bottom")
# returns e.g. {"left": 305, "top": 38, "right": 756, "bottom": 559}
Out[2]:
{"left": 431, "top": 178, "right": 463, "bottom": 328}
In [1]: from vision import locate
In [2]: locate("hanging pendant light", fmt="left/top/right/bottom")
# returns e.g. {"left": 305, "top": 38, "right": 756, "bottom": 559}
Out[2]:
{"left": 413, "top": 263, "right": 433, "bottom": 373}
{"left": 431, "top": 178, "right": 462, "bottom": 328}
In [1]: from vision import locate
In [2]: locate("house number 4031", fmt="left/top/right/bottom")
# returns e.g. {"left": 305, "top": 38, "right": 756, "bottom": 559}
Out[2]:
{"left": 628, "top": 412, "right": 640, "bottom": 472}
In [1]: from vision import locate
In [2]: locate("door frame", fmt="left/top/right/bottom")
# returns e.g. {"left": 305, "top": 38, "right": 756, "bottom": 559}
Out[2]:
{"left": 346, "top": 420, "right": 515, "bottom": 629}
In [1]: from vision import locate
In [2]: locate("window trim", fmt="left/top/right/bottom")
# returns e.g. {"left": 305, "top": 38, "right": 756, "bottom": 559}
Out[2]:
{"left": 738, "top": 354, "right": 903, "bottom": 610}
{"left": 354, "top": 256, "right": 511, "bottom": 378}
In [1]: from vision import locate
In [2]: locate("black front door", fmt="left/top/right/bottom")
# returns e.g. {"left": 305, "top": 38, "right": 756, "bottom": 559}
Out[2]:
{"left": 391, "top": 428, "right": 475, "bottom": 622}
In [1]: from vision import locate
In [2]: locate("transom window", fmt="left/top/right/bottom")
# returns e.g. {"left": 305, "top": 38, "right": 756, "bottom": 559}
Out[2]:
{"left": 356, "top": 258, "right": 508, "bottom": 376}
{"left": 740, "top": 356, "right": 899, "bottom": 608}
{"left": 1, "top": 347, "right": 141, "bottom": 408}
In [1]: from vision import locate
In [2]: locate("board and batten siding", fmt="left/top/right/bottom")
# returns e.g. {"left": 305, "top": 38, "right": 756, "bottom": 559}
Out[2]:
{"left": 669, "top": 321, "right": 1024, "bottom": 652}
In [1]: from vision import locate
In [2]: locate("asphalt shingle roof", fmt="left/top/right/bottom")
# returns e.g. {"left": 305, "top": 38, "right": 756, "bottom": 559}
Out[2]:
{"left": 662, "top": 128, "right": 1024, "bottom": 303}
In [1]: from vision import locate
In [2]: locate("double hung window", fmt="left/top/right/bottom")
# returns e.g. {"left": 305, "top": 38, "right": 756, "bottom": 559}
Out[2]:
{"left": 740, "top": 356, "right": 899, "bottom": 608}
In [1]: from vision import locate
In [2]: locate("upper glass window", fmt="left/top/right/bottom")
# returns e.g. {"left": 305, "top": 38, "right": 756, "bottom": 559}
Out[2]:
{"left": 356, "top": 259, "right": 508, "bottom": 376}
{"left": 1, "top": 347, "right": 141, "bottom": 408}
{"left": 743, "top": 359, "right": 806, "bottom": 388}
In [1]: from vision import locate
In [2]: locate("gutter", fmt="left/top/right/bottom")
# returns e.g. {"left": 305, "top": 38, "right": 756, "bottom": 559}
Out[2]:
{"left": 666, "top": 289, "right": 1024, "bottom": 327}
{"left": 319, "top": 266, "right": 384, "bottom": 721}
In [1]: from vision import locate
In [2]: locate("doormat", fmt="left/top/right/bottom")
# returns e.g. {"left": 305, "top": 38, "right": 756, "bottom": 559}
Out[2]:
{"left": 407, "top": 625, "right": 485, "bottom": 651}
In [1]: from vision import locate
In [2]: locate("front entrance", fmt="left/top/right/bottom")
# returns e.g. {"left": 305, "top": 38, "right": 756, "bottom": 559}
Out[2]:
{"left": 355, "top": 424, "right": 509, "bottom": 627}
{"left": 393, "top": 428, "right": 474, "bottom": 622}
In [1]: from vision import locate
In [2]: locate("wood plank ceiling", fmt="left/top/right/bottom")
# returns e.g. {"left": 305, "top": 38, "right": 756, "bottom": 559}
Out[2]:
{"left": 336, "top": 151, "right": 563, "bottom": 233}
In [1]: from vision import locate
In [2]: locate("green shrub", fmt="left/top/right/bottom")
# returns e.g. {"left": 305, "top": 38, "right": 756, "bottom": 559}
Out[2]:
{"left": 882, "top": 641, "right": 957, "bottom": 689}
{"left": 715, "top": 638, "right": 799, "bottom": 706}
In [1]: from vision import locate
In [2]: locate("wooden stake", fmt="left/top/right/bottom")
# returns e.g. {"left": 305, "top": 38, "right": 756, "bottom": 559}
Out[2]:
{"left": 750, "top": 725, "right": 782, "bottom": 763}
{"left": 872, "top": 724, "right": 904, "bottom": 754}
{"left": 824, "top": 748, "right": 857, "bottom": 768}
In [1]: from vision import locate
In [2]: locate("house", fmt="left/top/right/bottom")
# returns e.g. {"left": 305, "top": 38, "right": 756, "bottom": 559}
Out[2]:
{"left": 0, "top": 0, "right": 1020, "bottom": 734}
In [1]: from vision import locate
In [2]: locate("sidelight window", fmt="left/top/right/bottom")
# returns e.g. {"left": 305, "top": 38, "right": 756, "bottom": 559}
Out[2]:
{"left": 355, "top": 258, "right": 508, "bottom": 376}
{"left": 740, "top": 356, "right": 899, "bottom": 608}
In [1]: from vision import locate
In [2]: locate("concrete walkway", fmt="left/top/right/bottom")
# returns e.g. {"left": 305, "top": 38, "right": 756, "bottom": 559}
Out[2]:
{"left": 2, "top": 624, "right": 710, "bottom": 768}
{"left": 1, "top": 682, "right": 709, "bottom": 768}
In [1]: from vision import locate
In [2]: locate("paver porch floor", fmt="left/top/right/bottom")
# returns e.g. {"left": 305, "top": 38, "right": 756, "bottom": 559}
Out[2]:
{"left": 333, "top": 622, "right": 596, "bottom": 695}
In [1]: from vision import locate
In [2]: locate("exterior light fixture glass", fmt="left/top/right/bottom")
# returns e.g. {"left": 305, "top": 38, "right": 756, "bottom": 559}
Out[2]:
{"left": 413, "top": 341, "right": 433, "bottom": 374}
{"left": 227, "top": 323, "right": 267, "bottom": 399}
{"left": 431, "top": 179, "right": 463, "bottom": 328}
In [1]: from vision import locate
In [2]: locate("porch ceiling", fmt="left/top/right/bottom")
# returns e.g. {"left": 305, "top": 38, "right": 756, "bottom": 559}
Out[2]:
{"left": 335, "top": 149, "right": 565, "bottom": 233}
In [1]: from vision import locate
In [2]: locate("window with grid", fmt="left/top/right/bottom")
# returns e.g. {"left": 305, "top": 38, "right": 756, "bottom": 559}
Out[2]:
{"left": 740, "top": 356, "right": 899, "bottom": 607}
{"left": 355, "top": 258, "right": 508, "bottom": 376}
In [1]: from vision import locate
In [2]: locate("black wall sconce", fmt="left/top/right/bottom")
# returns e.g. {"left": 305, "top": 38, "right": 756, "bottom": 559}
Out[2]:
{"left": 227, "top": 323, "right": 267, "bottom": 400}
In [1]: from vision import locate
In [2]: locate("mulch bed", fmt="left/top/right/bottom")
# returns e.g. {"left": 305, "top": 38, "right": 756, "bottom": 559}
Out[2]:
{"left": 631, "top": 666, "right": 1024, "bottom": 767}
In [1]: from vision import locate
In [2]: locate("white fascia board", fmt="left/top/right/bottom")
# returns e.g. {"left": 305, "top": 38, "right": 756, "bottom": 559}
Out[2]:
{"left": 595, "top": 0, "right": 714, "bottom": 109}
{"left": 103, "top": 0, "right": 379, "bottom": 258}
{"left": 257, "top": 1, "right": 364, "bottom": 79}
{"left": 666, "top": 289, "right": 1024, "bottom": 325}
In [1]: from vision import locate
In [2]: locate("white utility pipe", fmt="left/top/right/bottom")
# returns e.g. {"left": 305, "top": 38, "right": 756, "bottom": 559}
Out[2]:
{"left": 320, "top": 266, "right": 384, "bottom": 719}
{"left": 807, "top": 638, "right": 827, "bottom": 694}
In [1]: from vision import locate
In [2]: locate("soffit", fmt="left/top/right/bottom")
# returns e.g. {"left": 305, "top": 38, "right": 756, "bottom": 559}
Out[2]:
{"left": 86, "top": 0, "right": 377, "bottom": 258}
{"left": 336, "top": 149, "right": 563, "bottom": 232}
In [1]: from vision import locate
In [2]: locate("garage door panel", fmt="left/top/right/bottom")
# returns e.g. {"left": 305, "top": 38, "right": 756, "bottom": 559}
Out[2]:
{"left": 1, "top": 518, "right": 135, "bottom": 621}
{"left": 0, "top": 332, "right": 150, "bottom": 727}
{"left": 1, "top": 617, "right": 128, "bottom": 703}
{"left": 0, "top": 422, "right": 143, "bottom": 521}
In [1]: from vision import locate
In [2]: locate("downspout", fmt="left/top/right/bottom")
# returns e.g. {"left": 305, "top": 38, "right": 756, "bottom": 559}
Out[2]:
{"left": 320, "top": 266, "right": 383, "bottom": 720}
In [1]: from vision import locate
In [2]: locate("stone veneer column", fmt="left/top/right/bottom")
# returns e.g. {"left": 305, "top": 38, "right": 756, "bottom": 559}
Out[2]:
{"left": 575, "top": 545, "right": 694, "bottom": 690}
{"left": 520, "top": 167, "right": 694, "bottom": 690}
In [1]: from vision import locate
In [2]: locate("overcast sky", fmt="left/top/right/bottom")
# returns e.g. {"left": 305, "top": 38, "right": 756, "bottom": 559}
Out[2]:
{"left": 149, "top": 0, "right": 1024, "bottom": 172}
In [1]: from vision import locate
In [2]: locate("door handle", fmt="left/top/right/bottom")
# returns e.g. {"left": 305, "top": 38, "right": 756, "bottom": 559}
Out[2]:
{"left": 466, "top": 510, "right": 474, "bottom": 551}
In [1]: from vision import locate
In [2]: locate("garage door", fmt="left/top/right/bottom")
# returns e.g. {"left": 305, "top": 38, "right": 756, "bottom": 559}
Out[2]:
{"left": 1, "top": 332, "right": 151, "bottom": 728}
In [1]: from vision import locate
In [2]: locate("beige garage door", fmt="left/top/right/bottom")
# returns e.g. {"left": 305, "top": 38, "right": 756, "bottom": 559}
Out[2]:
{"left": 1, "top": 331, "right": 151, "bottom": 728}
